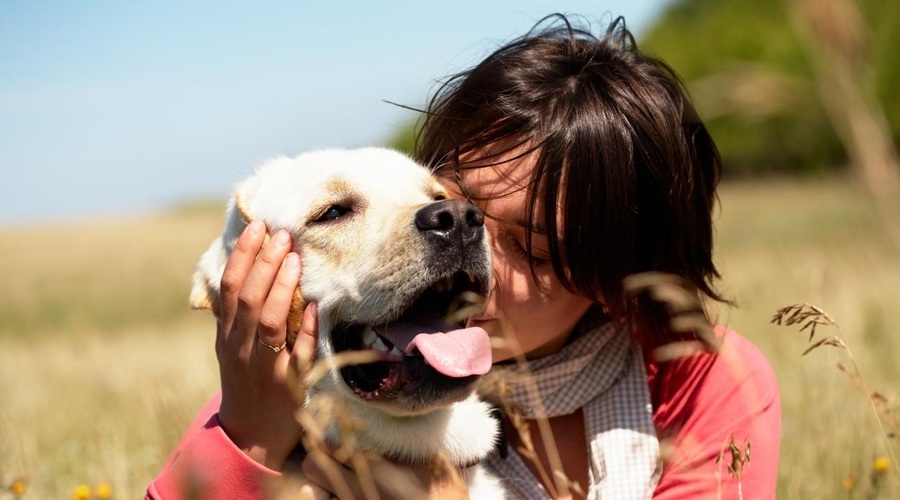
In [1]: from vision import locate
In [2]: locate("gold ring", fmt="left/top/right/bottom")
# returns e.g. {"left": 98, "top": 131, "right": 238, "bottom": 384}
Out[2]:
{"left": 258, "top": 338, "right": 287, "bottom": 353}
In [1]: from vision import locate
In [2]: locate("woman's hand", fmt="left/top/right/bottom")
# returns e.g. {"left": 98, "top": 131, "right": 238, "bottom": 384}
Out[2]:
{"left": 299, "top": 448, "right": 470, "bottom": 500}
{"left": 215, "top": 219, "right": 318, "bottom": 470}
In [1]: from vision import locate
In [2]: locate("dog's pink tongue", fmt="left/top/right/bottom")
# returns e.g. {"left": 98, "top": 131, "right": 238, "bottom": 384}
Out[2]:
{"left": 380, "top": 320, "right": 492, "bottom": 378}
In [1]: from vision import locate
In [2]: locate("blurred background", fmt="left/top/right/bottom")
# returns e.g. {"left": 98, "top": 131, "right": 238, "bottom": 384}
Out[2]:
{"left": 1, "top": 0, "right": 898, "bottom": 498}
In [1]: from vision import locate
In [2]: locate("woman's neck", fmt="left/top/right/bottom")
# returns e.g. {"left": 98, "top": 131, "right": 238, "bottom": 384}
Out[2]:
{"left": 503, "top": 409, "right": 589, "bottom": 499}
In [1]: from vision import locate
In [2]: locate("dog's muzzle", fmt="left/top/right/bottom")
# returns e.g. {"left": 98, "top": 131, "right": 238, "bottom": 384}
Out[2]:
{"left": 333, "top": 199, "right": 493, "bottom": 407}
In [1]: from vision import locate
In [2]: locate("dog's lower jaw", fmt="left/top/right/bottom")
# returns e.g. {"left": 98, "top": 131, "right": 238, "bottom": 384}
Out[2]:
{"left": 318, "top": 392, "right": 499, "bottom": 467}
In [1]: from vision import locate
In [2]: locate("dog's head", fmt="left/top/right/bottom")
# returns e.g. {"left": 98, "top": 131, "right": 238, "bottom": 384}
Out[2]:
{"left": 191, "top": 147, "right": 493, "bottom": 417}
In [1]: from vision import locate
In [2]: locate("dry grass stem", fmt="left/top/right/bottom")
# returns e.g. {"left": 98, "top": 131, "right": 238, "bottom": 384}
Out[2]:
{"left": 652, "top": 341, "right": 708, "bottom": 362}
{"left": 623, "top": 272, "right": 704, "bottom": 313}
{"left": 495, "top": 328, "right": 572, "bottom": 499}
{"left": 772, "top": 302, "right": 900, "bottom": 477}
{"left": 771, "top": 302, "right": 837, "bottom": 342}
{"left": 445, "top": 291, "right": 486, "bottom": 325}
{"left": 716, "top": 434, "right": 750, "bottom": 500}
{"left": 292, "top": 354, "right": 439, "bottom": 500}
{"left": 623, "top": 271, "right": 721, "bottom": 359}
{"left": 348, "top": 453, "right": 381, "bottom": 500}
{"left": 304, "top": 351, "right": 383, "bottom": 388}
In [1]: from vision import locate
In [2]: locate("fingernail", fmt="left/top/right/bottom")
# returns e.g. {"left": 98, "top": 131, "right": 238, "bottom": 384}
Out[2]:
{"left": 285, "top": 252, "right": 300, "bottom": 270}
{"left": 247, "top": 220, "right": 264, "bottom": 235}
{"left": 274, "top": 230, "right": 291, "bottom": 246}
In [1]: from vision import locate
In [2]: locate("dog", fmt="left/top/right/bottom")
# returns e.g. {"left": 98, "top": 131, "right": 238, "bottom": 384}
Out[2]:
{"left": 189, "top": 147, "right": 504, "bottom": 496}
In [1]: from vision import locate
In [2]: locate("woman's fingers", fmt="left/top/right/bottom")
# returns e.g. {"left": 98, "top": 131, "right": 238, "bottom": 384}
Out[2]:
{"left": 214, "top": 221, "right": 310, "bottom": 469}
{"left": 296, "top": 481, "right": 332, "bottom": 500}
{"left": 217, "top": 220, "right": 266, "bottom": 353}
{"left": 255, "top": 251, "right": 301, "bottom": 361}
{"left": 291, "top": 302, "right": 318, "bottom": 377}
{"left": 301, "top": 450, "right": 366, "bottom": 500}
{"left": 234, "top": 229, "right": 294, "bottom": 354}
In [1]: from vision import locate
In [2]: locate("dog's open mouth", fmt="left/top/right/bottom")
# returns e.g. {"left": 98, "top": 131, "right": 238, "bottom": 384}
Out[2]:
{"left": 332, "top": 271, "right": 492, "bottom": 400}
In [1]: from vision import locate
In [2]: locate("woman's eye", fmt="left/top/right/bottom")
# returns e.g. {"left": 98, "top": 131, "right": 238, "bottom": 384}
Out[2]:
{"left": 315, "top": 205, "right": 351, "bottom": 222}
{"left": 508, "top": 235, "right": 550, "bottom": 266}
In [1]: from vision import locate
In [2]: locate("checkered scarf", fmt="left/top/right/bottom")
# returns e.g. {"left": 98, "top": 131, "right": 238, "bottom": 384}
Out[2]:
{"left": 480, "top": 311, "right": 661, "bottom": 499}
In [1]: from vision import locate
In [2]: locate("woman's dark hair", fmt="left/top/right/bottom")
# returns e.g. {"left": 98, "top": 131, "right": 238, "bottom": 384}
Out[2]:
{"left": 415, "top": 14, "right": 725, "bottom": 346}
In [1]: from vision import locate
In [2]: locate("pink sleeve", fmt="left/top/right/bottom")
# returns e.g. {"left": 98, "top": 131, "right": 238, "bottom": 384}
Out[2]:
{"left": 649, "top": 329, "right": 781, "bottom": 500}
{"left": 145, "top": 392, "right": 281, "bottom": 500}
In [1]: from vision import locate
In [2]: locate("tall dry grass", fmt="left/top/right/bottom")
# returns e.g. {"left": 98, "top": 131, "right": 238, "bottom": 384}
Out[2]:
{"left": 0, "top": 178, "right": 897, "bottom": 498}
{"left": 0, "top": 319, "right": 217, "bottom": 498}
{"left": 714, "top": 177, "right": 899, "bottom": 498}
{"left": 0, "top": 207, "right": 224, "bottom": 339}
{"left": 0, "top": 208, "right": 223, "bottom": 498}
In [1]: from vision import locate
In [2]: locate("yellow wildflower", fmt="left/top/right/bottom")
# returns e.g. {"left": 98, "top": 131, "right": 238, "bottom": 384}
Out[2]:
{"left": 842, "top": 474, "right": 856, "bottom": 491}
{"left": 873, "top": 456, "right": 891, "bottom": 473}
{"left": 72, "top": 484, "right": 92, "bottom": 500}
{"left": 95, "top": 482, "right": 113, "bottom": 499}
{"left": 11, "top": 479, "right": 27, "bottom": 496}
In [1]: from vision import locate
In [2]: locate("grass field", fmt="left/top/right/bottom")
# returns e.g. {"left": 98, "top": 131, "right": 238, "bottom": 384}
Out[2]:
{"left": 0, "top": 177, "right": 898, "bottom": 498}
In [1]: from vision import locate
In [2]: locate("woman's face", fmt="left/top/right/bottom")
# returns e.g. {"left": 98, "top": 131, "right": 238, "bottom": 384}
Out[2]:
{"left": 444, "top": 149, "right": 594, "bottom": 363}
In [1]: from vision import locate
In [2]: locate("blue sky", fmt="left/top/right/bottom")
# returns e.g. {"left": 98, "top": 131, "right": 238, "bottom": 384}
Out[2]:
{"left": 0, "top": 1, "right": 671, "bottom": 226}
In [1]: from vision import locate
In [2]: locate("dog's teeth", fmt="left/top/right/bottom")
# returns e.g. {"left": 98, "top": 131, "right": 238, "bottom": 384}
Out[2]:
{"left": 362, "top": 328, "right": 378, "bottom": 348}
{"left": 389, "top": 345, "right": 402, "bottom": 357}
{"left": 373, "top": 335, "right": 389, "bottom": 352}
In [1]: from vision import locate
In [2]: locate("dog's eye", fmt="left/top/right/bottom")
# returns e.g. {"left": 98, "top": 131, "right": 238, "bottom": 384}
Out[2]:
{"left": 433, "top": 194, "right": 447, "bottom": 201}
{"left": 314, "top": 205, "right": 351, "bottom": 223}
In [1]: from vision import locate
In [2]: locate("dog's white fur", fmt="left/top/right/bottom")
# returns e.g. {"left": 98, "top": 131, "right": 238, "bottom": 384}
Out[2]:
{"left": 190, "top": 147, "right": 504, "bottom": 496}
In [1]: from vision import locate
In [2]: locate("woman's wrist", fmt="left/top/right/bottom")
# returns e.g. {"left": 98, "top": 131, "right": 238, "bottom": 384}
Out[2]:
{"left": 217, "top": 412, "right": 295, "bottom": 471}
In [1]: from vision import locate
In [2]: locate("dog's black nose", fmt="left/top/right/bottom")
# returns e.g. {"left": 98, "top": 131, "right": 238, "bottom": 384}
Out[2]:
{"left": 415, "top": 200, "right": 484, "bottom": 247}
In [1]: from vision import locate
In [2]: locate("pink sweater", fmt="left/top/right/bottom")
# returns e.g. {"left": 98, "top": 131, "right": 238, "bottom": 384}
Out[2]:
{"left": 147, "top": 329, "right": 780, "bottom": 499}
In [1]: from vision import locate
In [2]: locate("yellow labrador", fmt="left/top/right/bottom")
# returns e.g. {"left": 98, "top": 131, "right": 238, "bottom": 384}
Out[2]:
{"left": 190, "top": 147, "right": 503, "bottom": 496}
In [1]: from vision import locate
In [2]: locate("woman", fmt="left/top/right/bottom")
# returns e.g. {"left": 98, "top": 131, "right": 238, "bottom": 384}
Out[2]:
{"left": 148, "top": 15, "right": 780, "bottom": 499}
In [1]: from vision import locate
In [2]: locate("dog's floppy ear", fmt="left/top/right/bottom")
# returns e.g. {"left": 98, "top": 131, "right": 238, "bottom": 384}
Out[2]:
{"left": 188, "top": 191, "right": 253, "bottom": 316}
{"left": 189, "top": 234, "right": 228, "bottom": 314}
{"left": 189, "top": 189, "right": 309, "bottom": 345}
{"left": 189, "top": 273, "right": 217, "bottom": 311}
{"left": 230, "top": 191, "right": 309, "bottom": 344}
